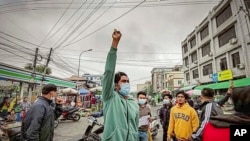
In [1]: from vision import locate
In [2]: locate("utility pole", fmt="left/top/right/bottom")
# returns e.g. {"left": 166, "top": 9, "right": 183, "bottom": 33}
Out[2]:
{"left": 39, "top": 48, "right": 53, "bottom": 94}
{"left": 28, "top": 48, "right": 38, "bottom": 102}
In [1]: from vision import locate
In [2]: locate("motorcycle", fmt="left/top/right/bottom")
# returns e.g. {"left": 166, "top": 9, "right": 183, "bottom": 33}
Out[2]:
{"left": 0, "top": 120, "right": 21, "bottom": 141}
{"left": 60, "top": 106, "right": 81, "bottom": 122}
{"left": 149, "top": 116, "right": 160, "bottom": 137}
{"left": 79, "top": 116, "right": 103, "bottom": 141}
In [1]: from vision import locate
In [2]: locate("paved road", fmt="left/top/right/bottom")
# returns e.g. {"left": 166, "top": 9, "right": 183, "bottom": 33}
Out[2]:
{"left": 53, "top": 104, "right": 164, "bottom": 141}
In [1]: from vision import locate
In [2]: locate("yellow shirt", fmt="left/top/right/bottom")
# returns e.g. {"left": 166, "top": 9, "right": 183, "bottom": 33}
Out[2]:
{"left": 168, "top": 103, "right": 199, "bottom": 140}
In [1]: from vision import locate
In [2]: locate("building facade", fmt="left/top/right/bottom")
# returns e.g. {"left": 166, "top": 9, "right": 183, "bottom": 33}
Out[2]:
{"left": 182, "top": 0, "right": 250, "bottom": 87}
{"left": 151, "top": 66, "right": 184, "bottom": 92}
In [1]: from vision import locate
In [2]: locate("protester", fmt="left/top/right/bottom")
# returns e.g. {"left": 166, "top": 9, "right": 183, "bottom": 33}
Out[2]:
{"left": 202, "top": 86, "right": 250, "bottom": 141}
{"left": 6, "top": 109, "right": 17, "bottom": 122}
{"left": 21, "top": 83, "right": 57, "bottom": 141}
{"left": 167, "top": 91, "right": 199, "bottom": 141}
{"left": 159, "top": 93, "right": 173, "bottom": 141}
{"left": 137, "top": 91, "right": 151, "bottom": 141}
{"left": 0, "top": 97, "right": 10, "bottom": 118}
{"left": 191, "top": 88, "right": 224, "bottom": 141}
{"left": 102, "top": 29, "right": 139, "bottom": 141}
{"left": 20, "top": 97, "right": 31, "bottom": 120}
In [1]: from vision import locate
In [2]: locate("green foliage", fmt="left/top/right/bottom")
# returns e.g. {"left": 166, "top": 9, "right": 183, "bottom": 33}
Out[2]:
{"left": 24, "top": 63, "right": 52, "bottom": 74}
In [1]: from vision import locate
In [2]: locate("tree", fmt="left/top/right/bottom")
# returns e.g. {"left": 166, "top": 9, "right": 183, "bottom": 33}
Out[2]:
{"left": 24, "top": 63, "right": 52, "bottom": 75}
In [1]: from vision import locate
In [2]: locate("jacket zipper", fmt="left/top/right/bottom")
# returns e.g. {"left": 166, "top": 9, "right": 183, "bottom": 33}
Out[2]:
{"left": 125, "top": 100, "right": 129, "bottom": 141}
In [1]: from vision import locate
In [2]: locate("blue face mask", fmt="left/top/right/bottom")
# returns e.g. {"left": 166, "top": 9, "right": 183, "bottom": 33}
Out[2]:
{"left": 163, "top": 99, "right": 170, "bottom": 105}
{"left": 138, "top": 99, "right": 147, "bottom": 105}
{"left": 119, "top": 83, "right": 130, "bottom": 96}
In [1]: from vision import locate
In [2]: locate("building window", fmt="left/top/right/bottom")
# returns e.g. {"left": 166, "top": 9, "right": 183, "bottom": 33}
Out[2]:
{"left": 220, "top": 57, "right": 228, "bottom": 71}
{"left": 184, "top": 57, "right": 189, "bottom": 66}
{"left": 178, "top": 80, "right": 182, "bottom": 85}
{"left": 203, "top": 63, "right": 213, "bottom": 76}
{"left": 183, "top": 44, "right": 188, "bottom": 53}
{"left": 218, "top": 26, "right": 236, "bottom": 47}
{"left": 190, "top": 36, "right": 196, "bottom": 48}
{"left": 200, "top": 25, "right": 209, "bottom": 40}
{"left": 216, "top": 4, "right": 232, "bottom": 27}
{"left": 192, "top": 69, "right": 199, "bottom": 79}
{"left": 186, "top": 73, "right": 190, "bottom": 81}
{"left": 201, "top": 43, "right": 211, "bottom": 57}
{"left": 232, "top": 52, "right": 240, "bottom": 68}
{"left": 191, "top": 51, "right": 197, "bottom": 63}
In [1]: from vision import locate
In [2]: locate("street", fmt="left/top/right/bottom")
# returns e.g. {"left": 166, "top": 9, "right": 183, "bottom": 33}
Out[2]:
{"left": 53, "top": 104, "right": 163, "bottom": 141}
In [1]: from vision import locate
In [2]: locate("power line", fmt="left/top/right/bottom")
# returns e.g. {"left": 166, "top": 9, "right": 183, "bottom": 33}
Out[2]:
{"left": 62, "top": 0, "right": 146, "bottom": 47}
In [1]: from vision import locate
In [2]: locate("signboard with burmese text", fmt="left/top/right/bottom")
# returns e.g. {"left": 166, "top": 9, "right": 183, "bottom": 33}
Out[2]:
{"left": 218, "top": 70, "right": 233, "bottom": 81}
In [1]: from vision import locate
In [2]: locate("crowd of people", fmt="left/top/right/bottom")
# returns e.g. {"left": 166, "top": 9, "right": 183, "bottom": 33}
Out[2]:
{"left": 0, "top": 29, "right": 249, "bottom": 141}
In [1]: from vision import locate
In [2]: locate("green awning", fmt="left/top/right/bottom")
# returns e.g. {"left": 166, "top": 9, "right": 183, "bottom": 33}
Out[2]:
{"left": 179, "top": 85, "right": 196, "bottom": 91}
{"left": 194, "top": 78, "right": 250, "bottom": 90}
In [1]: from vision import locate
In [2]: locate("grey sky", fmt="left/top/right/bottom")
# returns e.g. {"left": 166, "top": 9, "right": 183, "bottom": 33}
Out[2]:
{"left": 0, "top": 0, "right": 220, "bottom": 91}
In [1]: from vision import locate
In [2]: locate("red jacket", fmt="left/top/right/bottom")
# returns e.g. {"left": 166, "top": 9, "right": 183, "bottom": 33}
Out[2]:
{"left": 203, "top": 122, "right": 229, "bottom": 141}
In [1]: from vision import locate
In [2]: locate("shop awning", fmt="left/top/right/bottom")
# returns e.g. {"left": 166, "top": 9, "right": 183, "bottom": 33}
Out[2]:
{"left": 194, "top": 78, "right": 250, "bottom": 90}
{"left": 179, "top": 85, "right": 196, "bottom": 91}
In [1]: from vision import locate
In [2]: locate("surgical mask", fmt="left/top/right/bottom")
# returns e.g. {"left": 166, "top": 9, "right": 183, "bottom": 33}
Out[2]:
{"left": 138, "top": 99, "right": 147, "bottom": 105}
{"left": 119, "top": 83, "right": 130, "bottom": 96}
{"left": 163, "top": 99, "right": 170, "bottom": 104}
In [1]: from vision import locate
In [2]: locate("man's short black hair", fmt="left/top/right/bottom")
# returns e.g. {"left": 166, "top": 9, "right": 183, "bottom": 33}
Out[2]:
{"left": 232, "top": 86, "right": 250, "bottom": 114}
{"left": 162, "top": 94, "right": 173, "bottom": 100}
{"left": 176, "top": 91, "right": 188, "bottom": 99}
{"left": 42, "top": 84, "right": 57, "bottom": 95}
{"left": 201, "top": 88, "right": 214, "bottom": 98}
{"left": 137, "top": 91, "right": 147, "bottom": 97}
{"left": 114, "top": 71, "right": 128, "bottom": 84}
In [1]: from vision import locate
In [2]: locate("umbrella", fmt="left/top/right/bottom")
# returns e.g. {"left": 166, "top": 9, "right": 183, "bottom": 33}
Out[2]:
{"left": 79, "top": 88, "right": 89, "bottom": 95}
{"left": 89, "top": 86, "right": 102, "bottom": 92}
{"left": 58, "top": 88, "right": 78, "bottom": 95}
{"left": 186, "top": 89, "right": 201, "bottom": 96}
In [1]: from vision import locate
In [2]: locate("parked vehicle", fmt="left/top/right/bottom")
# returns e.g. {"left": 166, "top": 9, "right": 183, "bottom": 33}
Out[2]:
{"left": 0, "top": 120, "right": 21, "bottom": 141}
{"left": 149, "top": 116, "right": 160, "bottom": 137}
{"left": 60, "top": 107, "right": 81, "bottom": 121}
{"left": 79, "top": 116, "right": 103, "bottom": 141}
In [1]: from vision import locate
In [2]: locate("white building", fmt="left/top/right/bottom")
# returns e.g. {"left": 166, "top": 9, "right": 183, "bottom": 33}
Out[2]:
{"left": 151, "top": 66, "right": 184, "bottom": 92}
{"left": 182, "top": 0, "right": 250, "bottom": 88}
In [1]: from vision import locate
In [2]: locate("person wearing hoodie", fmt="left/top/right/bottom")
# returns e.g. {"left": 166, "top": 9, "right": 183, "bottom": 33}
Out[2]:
{"left": 202, "top": 86, "right": 250, "bottom": 141}
{"left": 137, "top": 91, "right": 151, "bottom": 141}
{"left": 167, "top": 91, "right": 199, "bottom": 141}
{"left": 102, "top": 29, "right": 139, "bottom": 141}
{"left": 159, "top": 93, "right": 173, "bottom": 141}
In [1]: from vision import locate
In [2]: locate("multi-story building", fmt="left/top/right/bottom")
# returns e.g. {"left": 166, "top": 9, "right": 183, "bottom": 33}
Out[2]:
{"left": 137, "top": 80, "right": 152, "bottom": 95}
{"left": 182, "top": 0, "right": 250, "bottom": 89}
{"left": 151, "top": 66, "right": 184, "bottom": 92}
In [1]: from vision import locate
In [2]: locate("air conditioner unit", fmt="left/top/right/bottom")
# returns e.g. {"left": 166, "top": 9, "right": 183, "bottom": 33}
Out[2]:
{"left": 194, "top": 60, "right": 198, "bottom": 64}
{"left": 237, "top": 63, "right": 245, "bottom": 69}
{"left": 230, "top": 38, "right": 237, "bottom": 45}
{"left": 208, "top": 52, "right": 213, "bottom": 57}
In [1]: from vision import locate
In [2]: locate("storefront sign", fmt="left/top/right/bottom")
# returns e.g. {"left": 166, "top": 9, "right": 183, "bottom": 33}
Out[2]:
{"left": 218, "top": 70, "right": 233, "bottom": 81}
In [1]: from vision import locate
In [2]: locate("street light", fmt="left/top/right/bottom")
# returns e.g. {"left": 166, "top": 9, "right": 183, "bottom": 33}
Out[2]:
{"left": 77, "top": 49, "right": 93, "bottom": 77}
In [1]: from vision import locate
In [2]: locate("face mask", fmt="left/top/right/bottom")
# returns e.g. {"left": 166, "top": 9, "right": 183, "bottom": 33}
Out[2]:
{"left": 119, "top": 83, "right": 130, "bottom": 96}
{"left": 163, "top": 99, "right": 170, "bottom": 104}
{"left": 138, "top": 99, "right": 147, "bottom": 105}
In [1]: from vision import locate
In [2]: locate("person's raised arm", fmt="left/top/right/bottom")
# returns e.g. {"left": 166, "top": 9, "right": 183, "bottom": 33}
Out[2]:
{"left": 102, "top": 29, "right": 122, "bottom": 101}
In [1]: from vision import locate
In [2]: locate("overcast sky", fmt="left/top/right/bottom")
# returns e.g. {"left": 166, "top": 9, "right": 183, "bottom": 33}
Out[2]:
{"left": 0, "top": 0, "right": 220, "bottom": 91}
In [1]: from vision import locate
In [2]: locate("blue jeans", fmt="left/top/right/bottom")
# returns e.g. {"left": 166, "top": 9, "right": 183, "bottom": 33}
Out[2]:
{"left": 139, "top": 131, "right": 148, "bottom": 141}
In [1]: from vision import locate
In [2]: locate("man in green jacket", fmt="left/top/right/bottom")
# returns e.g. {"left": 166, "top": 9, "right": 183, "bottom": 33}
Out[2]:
{"left": 102, "top": 29, "right": 139, "bottom": 141}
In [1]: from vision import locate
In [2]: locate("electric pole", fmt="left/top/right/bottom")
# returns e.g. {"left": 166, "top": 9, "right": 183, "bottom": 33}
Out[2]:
{"left": 39, "top": 48, "right": 53, "bottom": 94}
{"left": 28, "top": 48, "right": 38, "bottom": 102}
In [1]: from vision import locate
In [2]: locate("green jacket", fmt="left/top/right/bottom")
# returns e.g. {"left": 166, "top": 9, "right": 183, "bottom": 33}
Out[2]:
{"left": 102, "top": 47, "right": 139, "bottom": 141}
